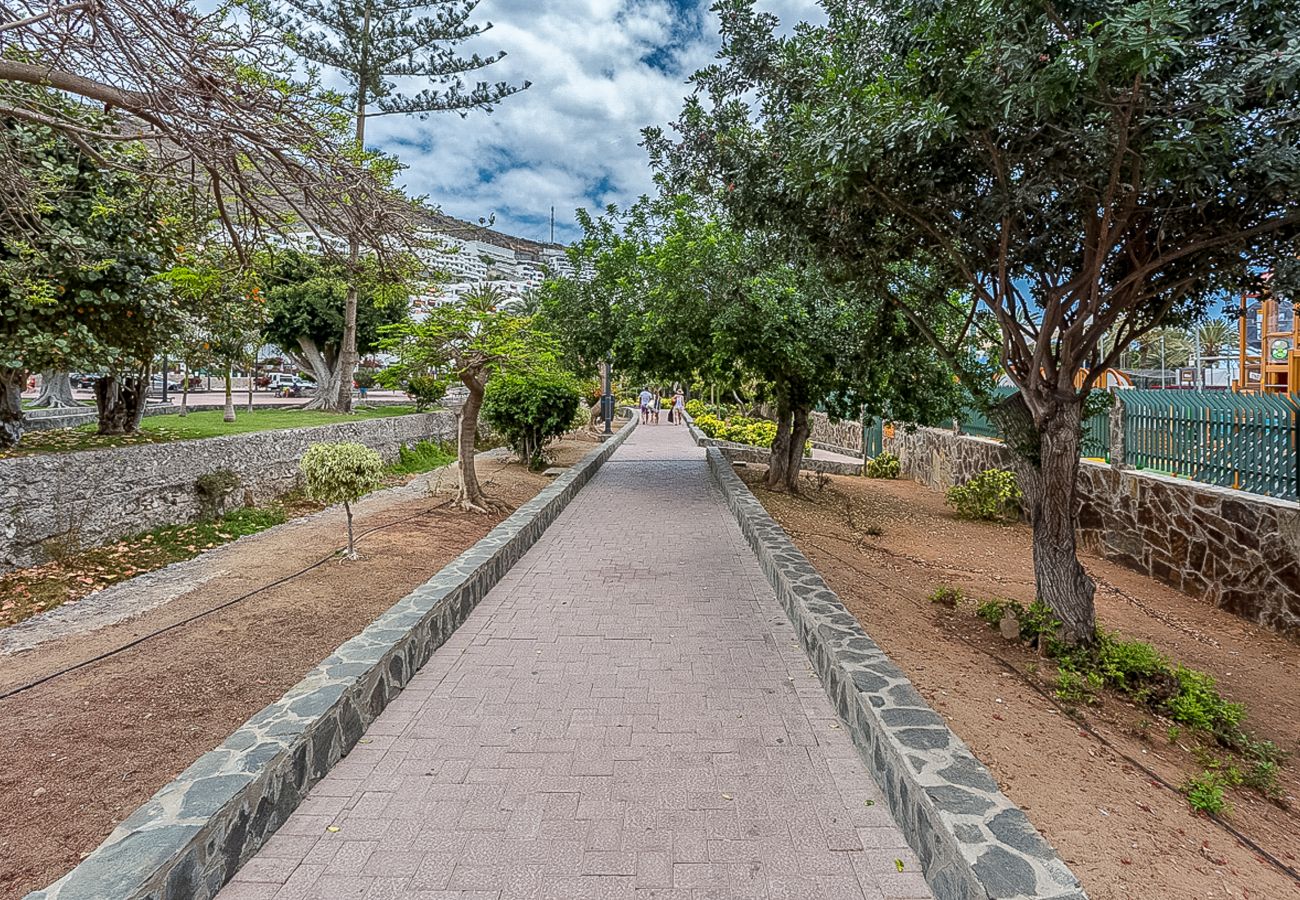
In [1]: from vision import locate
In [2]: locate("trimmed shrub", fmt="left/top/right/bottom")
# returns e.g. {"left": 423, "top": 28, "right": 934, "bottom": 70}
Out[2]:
{"left": 482, "top": 370, "right": 582, "bottom": 469}
{"left": 865, "top": 451, "right": 900, "bottom": 479}
{"left": 403, "top": 374, "right": 444, "bottom": 411}
{"left": 299, "top": 442, "right": 384, "bottom": 558}
{"left": 946, "top": 468, "right": 1022, "bottom": 520}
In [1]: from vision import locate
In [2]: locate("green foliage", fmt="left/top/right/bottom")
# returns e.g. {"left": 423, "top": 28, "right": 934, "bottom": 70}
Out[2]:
{"left": 946, "top": 469, "right": 1023, "bottom": 521}
{"left": 299, "top": 442, "right": 385, "bottom": 506}
{"left": 694, "top": 412, "right": 779, "bottom": 448}
{"left": 482, "top": 370, "right": 583, "bottom": 467}
{"left": 195, "top": 469, "right": 241, "bottom": 523}
{"left": 684, "top": 398, "right": 706, "bottom": 418}
{"left": 976, "top": 598, "right": 1007, "bottom": 628}
{"left": 387, "top": 440, "right": 455, "bottom": 476}
{"left": 1183, "top": 773, "right": 1228, "bottom": 816}
{"left": 929, "top": 585, "right": 961, "bottom": 607}
{"left": 865, "top": 451, "right": 900, "bottom": 479}
{"left": 404, "top": 375, "right": 444, "bottom": 410}
{"left": 1053, "top": 668, "right": 1100, "bottom": 706}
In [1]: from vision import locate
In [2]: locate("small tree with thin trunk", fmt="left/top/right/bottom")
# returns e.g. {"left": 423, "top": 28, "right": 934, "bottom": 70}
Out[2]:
{"left": 300, "top": 441, "right": 384, "bottom": 558}
{"left": 273, "top": 0, "right": 528, "bottom": 412}
{"left": 379, "top": 285, "right": 550, "bottom": 511}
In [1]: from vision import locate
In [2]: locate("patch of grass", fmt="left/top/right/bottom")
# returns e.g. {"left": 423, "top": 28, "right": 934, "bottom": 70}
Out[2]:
{"left": 1184, "top": 772, "right": 1229, "bottom": 816}
{"left": 0, "top": 505, "right": 286, "bottom": 628}
{"left": 1054, "top": 668, "right": 1101, "bottom": 705}
{"left": 929, "top": 585, "right": 962, "bottom": 607}
{"left": 387, "top": 439, "right": 456, "bottom": 477}
{"left": 2, "top": 406, "right": 419, "bottom": 457}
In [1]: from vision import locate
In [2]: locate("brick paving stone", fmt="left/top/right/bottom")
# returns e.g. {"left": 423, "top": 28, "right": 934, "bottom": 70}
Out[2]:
{"left": 219, "top": 423, "right": 930, "bottom": 900}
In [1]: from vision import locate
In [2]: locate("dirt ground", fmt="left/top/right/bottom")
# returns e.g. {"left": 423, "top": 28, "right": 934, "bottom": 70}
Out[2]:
{"left": 742, "top": 465, "right": 1300, "bottom": 900}
{"left": 0, "top": 438, "right": 597, "bottom": 899}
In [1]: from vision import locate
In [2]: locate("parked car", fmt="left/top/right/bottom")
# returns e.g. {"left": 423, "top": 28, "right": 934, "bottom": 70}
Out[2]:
{"left": 73, "top": 373, "right": 104, "bottom": 390}
{"left": 148, "top": 374, "right": 183, "bottom": 394}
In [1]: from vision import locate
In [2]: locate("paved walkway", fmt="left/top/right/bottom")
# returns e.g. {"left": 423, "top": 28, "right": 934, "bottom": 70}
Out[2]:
{"left": 219, "top": 423, "right": 930, "bottom": 900}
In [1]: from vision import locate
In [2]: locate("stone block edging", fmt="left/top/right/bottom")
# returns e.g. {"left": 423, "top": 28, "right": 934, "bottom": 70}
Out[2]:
{"left": 28, "top": 417, "right": 637, "bottom": 900}
{"left": 705, "top": 448, "right": 1087, "bottom": 900}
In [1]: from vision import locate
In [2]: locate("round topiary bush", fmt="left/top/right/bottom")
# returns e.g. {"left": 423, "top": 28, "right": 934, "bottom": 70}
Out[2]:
{"left": 865, "top": 451, "right": 900, "bottom": 479}
{"left": 299, "top": 441, "right": 384, "bottom": 558}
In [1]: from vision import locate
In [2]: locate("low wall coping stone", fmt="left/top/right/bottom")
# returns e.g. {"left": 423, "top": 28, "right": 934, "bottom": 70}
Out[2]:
{"left": 706, "top": 447, "right": 1087, "bottom": 900}
{"left": 26, "top": 417, "right": 637, "bottom": 900}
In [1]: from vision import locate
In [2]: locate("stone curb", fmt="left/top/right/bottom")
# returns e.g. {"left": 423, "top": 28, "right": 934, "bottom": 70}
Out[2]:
{"left": 705, "top": 448, "right": 1087, "bottom": 900}
{"left": 683, "top": 416, "right": 863, "bottom": 477}
{"left": 28, "top": 417, "right": 637, "bottom": 900}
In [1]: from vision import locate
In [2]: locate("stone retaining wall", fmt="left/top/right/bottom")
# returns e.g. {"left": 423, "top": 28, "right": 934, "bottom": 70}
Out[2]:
{"left": 810, "top": 411, "right": 866, "bottom": 457}
{"left": 28, "top": 417, "right": 638, "bottom": 900}
{"left": 707, "top": 449, "right": 1086, "bottom": 900}
{"left": 885, "top": 426, "right": 1300, "bottom": 638}
{"left": 0, "top": 411, "right": 456, "bottom": 572}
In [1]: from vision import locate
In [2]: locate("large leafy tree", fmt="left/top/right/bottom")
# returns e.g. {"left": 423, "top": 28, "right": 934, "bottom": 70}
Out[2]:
{"left": 379, "top": 284, "right": 551, "bottom": 511}
{"left": 260, "top": 249, "right": 411, "bottom": 408}
{"left": 0, "top": 108, "right": 185, "bottom": 446}
{"left": 652, "top": 0, "right": 1300, "bottom": 643}
{"left": 275, "top": 0, "right": 528, "bottom": 411}
{"left": 543, "top": 195, "right": 971, "bottom": 491}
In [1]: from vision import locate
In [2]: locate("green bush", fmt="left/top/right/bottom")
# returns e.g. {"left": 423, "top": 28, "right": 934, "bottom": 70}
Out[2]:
{"left": 482, "top": 370, "right": 582, "bottom": 469}
{"left": 353, "top": 368, "right": 377, "bottom": 390}
{"left": 388, "top": 439, "right": 455, "bottom": 476}
{"left": 685, "top": 398, "right": 705, "bottom": 418}
{"left": 403, "top": 374, "right": 444, "bottom": 411}
{"left": 300, "top": 442, "right": 384, "bottom": 557}
{"left": 946, "top": 468, "right": 1022, "bottom": 521}
{"left": 865, "top": 451, "right": 900, "bottom": 479}
{"left": 929, "top": 585, "right": 962, "bottom": 607}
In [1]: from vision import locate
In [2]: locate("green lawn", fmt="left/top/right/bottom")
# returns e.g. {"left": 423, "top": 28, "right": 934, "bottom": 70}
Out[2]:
{"left": 4, "top": 405, "right": 420, "bottom": 457}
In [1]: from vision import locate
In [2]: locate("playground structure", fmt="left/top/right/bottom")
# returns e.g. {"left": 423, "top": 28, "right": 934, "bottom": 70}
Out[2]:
{"left": 1237, "top": 286, "right": 1300, "bottom": 395}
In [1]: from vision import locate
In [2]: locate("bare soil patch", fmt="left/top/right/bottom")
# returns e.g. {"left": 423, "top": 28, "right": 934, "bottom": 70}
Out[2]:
{"left": 0, "top": 438, "right": 596, "bottom": 899}
{"left": 741, "top": 464, "right": 1300, "bottom": 900}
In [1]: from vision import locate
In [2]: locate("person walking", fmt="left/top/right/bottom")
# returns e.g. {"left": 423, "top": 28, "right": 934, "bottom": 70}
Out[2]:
{"left": 673, "top": 390, "right": 686, "bottom": 425}
{"left": 639, "top": 387, "right": 654, "bottom": 424}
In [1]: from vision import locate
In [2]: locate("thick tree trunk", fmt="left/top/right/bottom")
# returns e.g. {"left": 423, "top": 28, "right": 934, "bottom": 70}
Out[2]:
{"left": 765, "top": 406, "right": 795, "bottom": 492}
{"left": 179, "top": 364, "right": 189, "bottom": 417}
{"left": 33, "top": 371, "right": 76, "bottom": 408}
{"left": 785, "top": 405, "right": 812, "bottom": 491}
{"left": 455, "top": 373, "right": 494, "bottom": 511}
{"left": 94, "top": 369, "right": 149, "bottom": 435}
{"left": 293, "top": 336, "right": 343, "bottom": 411}
{"left": 1021, "top": 398, "right": 1097, "bottom": 645}
{"left": 0, "top": 368, "right": 26, "bottom": 448}
{"left": 223, "top": 367, "right": 236, "bottom": 422}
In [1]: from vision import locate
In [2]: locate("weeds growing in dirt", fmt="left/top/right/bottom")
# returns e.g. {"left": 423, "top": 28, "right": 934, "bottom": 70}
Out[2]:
{"left": 1184, "top": 772, "right": 1229, "bottom": 816}
{"left": 930, "top": 585, "right": 962, "bottom": 607}
{"left": 388, "top": 439, "right": 456, "bottom": 476}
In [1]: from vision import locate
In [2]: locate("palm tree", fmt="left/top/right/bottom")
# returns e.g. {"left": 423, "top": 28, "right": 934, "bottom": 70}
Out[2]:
{"left": 1196, "top": 319, "right": 1235, "bottom": 359}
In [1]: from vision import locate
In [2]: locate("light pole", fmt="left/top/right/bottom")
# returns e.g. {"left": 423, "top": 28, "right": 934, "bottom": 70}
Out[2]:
{"left": 602, "top": 351, "right": 613, "bottom": 435}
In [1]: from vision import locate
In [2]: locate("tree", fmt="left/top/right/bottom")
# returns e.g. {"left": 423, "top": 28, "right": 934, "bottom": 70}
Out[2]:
{"left": 0, "top": 0, "right": 418, "bottom": 259}
{"left": 0, "top": 105, "right": 186, "bottom": 445}
{"left": 260, "top": 249, "right": 412, "bottom": 409}
{"left": 543, "top": 195, "right": 971, "bottom": 492}
{"left": 652, "top": 0, "right": 1300, "bottom": 643}
{"left": 379, "top": 284, "right": 551, "bottom": 511}
{"left": 482, "top": 370, "right": 582, "bottom": 468}
{"left": 1196, "top": 320, "right": 1235, "bottom": 360}
{"left": 32, "top": 371, "right": 76, "bottom": 408}
{"left": 300, "top": 441, "right": 385, "bottom": 558}
{"left": 274, "top": 0, "right": 528, "bottom": 411}
{"left": 161, "top": 254, "right": 268, "bottom": 423}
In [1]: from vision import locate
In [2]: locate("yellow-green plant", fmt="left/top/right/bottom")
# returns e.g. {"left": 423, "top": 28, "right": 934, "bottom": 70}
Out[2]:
{"left": 300, "top": 441, "right": 384, "bottom": 558}
{"left": 865, "top": 451, "right": 900, "bottom": 479}
{"left": 946, "top": 469, "right": 1022, "bottom": 521}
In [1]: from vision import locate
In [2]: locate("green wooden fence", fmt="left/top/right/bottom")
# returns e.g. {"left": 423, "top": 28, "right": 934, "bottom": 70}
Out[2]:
{"left": 1122, "top": 390, "right": 1299, "bottom": 500}
{"left": 955, "top": 389, "right": 1299, "bottom": 501}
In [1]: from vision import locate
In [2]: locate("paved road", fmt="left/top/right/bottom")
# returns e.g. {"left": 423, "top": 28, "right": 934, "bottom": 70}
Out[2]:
{"left": 219, "top": 422, "right": 930, "bottom": 900}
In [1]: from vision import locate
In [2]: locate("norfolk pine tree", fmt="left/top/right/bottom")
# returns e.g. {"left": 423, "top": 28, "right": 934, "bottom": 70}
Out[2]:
{"left": 276, "top": 0, "right": 528, "bottom": 412}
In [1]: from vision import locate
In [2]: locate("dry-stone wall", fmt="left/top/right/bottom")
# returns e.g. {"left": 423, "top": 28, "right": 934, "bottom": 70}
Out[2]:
{"left": 0, "top": 411, "right": 456, "bottom": 572}
{"left": 810, "top": 412, "right": 865, "bottom": 456}
{"left": 884, "top": 426, "right": 1300, "bottom": 638}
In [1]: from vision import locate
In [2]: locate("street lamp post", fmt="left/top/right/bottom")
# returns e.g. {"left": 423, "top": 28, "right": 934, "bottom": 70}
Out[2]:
{"left": 602, "top": 351, "right": 613, "bottom": 435}
{"left": 161, "top": 354, "right": 169, "bottom": 403}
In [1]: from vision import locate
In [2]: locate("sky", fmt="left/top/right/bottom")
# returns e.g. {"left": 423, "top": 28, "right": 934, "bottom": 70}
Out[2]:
{"left": 365, "top": 0, "right": 823, "bottom": 245}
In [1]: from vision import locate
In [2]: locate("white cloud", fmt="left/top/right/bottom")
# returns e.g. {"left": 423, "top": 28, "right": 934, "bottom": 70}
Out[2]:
{"left": 365, "top": 0, "right": 822, "bottom": 243}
